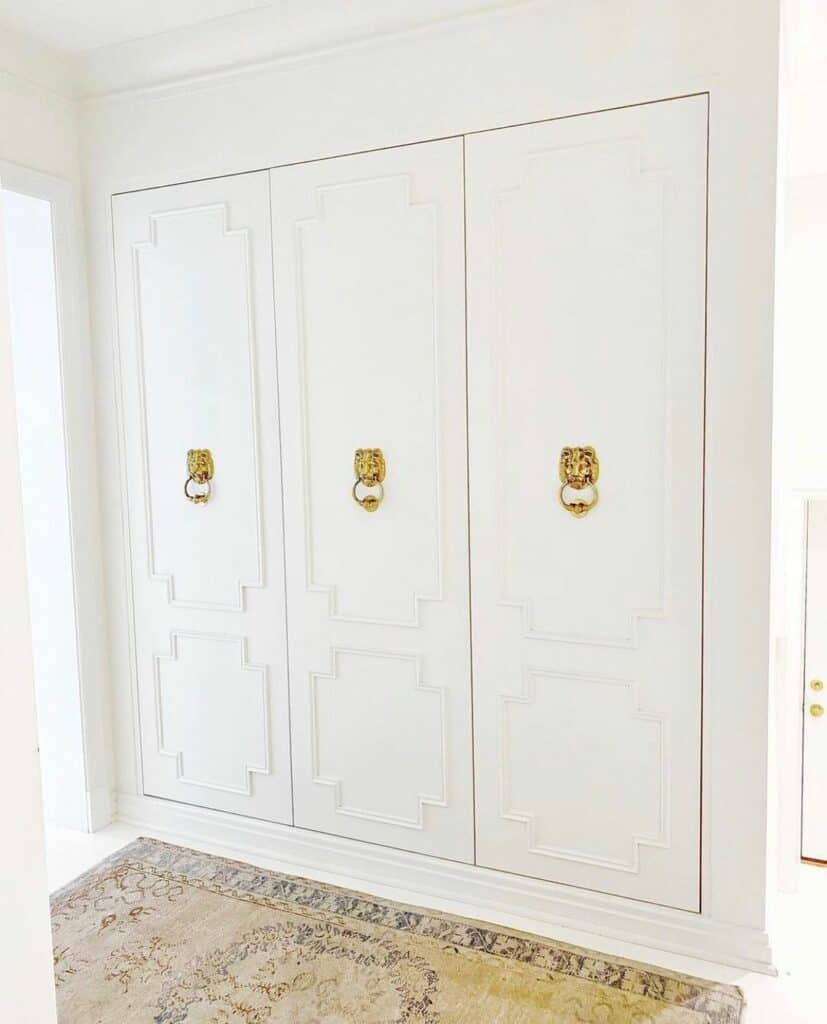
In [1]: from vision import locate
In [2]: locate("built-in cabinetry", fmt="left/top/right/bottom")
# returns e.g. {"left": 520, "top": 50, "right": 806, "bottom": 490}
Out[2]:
{"left": 271, "top": 140, "right": 475, "bottom": 862}
{"left": 113, "top": 173, "right": 294, "bottom": 824}
{"left": 112, "top": 95, "right": 707, "bottom": 911}
{"left": 467, "top": 98, "right": 707, "bottom": 909}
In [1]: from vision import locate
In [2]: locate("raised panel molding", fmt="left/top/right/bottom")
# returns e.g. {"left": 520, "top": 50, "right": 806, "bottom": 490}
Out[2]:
{"left": 154, "top": 631, "right": 269, "bottom": 795}
{"left": 499, "top": 669, "right": 668, "bottom": 872}
{"left": 132, "top": 202, "right": 264, "bottom": 611}
{"left": 494, "top": 140, "right": 669, "bottom": 648}
{"left": 310, "top": 647, "right": 447, "bottom": 828}
{"left": 295, "top": 174, "right": 443, "bottom": 627}
{"left": 274, "top": 140, "right": 473, "bottom": 861}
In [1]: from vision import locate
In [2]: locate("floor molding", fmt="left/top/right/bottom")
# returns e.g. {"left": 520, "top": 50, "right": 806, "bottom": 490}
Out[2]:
{"left": 116, "top": 792, "right": 775, "bottom": 974}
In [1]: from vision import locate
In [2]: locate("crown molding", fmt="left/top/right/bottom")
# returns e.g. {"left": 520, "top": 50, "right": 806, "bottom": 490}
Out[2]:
{"left": 77, "top": 0, "right": 537, "bottom": 101}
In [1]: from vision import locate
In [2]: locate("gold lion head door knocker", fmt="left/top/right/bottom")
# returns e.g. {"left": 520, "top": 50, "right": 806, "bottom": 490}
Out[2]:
{"left": 559, "top": 446, "right": 599, "bottom": 518}
{"left": 185, "top": 448, "right": 214, "bottom": 505}
{"left": 352, "top": 448, "right": 386, "bottom": 512}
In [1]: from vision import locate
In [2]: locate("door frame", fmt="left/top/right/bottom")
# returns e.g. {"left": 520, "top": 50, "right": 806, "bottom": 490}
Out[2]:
{"left": 1, "top": 159, "right": 112, "bottom": 832}
{"left": 0, "top": 166, "right": 58, "bottom": 1023}
{"left": 800, "top": 497, "right": 827, "bottom": 865}
{"left": 773, "top": 487, "right": 827, "bottom": 890}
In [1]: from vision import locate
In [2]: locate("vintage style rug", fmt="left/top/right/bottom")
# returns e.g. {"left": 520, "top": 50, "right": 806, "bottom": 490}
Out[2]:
{"left": 51, "top": 838, "right": 744, "bottom": 1023}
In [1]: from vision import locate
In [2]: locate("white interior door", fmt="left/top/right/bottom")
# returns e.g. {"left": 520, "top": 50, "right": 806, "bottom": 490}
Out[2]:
{"left": 113, "top": 172, "right": 292, "bottom": 823}
{"left": 803, "top": 500, "right": 827, "bottom": 862}
{"left": 466, "top": 96, "right": 707, "bottom": 909}
{"left": 271, "top": 139, "right": 474, "bottom": 861}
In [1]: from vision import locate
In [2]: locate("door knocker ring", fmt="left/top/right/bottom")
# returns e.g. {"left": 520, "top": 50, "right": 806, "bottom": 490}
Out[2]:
{"left": 352, "top": 448, "right": 386, "bottom": 512}
{"left": 559, "top": 445, "right": 599, "bottom": 518}
{"left": 185, "top": 448, "right": 214, "bottom": 505}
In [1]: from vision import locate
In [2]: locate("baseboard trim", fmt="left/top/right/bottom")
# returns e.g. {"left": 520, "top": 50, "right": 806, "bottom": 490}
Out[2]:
{"left": 115, "top": 792, "right": 774, "bottom": 974}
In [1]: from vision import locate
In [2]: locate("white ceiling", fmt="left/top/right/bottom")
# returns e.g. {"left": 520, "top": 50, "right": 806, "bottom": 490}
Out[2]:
{"left": 0, "top": 0, "right": 278, "bottom": 53}
{"left": 0, "top": 0, "right": 522, "bottom": 55}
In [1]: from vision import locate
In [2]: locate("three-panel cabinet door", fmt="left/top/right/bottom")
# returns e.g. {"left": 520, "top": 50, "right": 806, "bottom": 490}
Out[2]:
{"left": 271, "top": 139, "right": 474, "bottom": 861}
{"left": 112, "top": 172, "right": 293, "bottom": 823}
{"left": 466, "top": 97, "right": 708, "bottom": 910}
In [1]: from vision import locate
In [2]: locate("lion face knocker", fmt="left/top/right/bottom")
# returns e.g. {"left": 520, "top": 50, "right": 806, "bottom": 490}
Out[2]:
{"left": 352, "top": 448, "right": 386, "bottom": 512}
{"left": 558, "top": 446, "right": 599, "bottom": 518}
{"left": 185, "top": 448, "right": 214, "bottom": 505}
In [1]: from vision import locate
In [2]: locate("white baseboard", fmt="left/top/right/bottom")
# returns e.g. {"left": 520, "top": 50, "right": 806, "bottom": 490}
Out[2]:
{"left": 116, "top": 792, "right": 774, "bottom": 975}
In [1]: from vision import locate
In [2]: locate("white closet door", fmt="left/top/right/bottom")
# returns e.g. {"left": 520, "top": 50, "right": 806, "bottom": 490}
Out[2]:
{"left": 466, "top": 97, "right": 707, "bottom": 909}
{"left": 113, "top": 172, "right": 292, "bottom": 823}
{"left": 802, "top": 500, "right": 827, "bottom": 863}
{"left": 271, "top": 139, "right": 473, "bottom": 861}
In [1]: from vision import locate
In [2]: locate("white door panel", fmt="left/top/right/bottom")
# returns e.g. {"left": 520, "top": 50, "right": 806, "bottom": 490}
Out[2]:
{"left": 113, "top": 172, "right": 292, "bottom": 822}
{"left": 803, "top": 500, "right": 827, "bottom": 862}
{"left": 467, "top": 97, "right": 707, "bottom": 909}
{"left": 271, "top": 139, "right": 474, "bottom": 861}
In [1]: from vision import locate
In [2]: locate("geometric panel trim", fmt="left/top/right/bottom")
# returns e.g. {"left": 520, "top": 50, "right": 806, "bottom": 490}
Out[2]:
{"left": 310, "top": 647, "right": 447, "bottom": 829}
{"left": 153, "top": 631, "right": 269, "bottom": 796}
{"left": 498, "top": 667, "right": 669, "bottom": 873}
{"left": 132, "top": 203, "right": 264, "bottom": 612}
{"left": 494, "top": 142, "right": 670, "bottom": 648}
{"left": 295, "top": 175, "right": 443, "bottom": 628}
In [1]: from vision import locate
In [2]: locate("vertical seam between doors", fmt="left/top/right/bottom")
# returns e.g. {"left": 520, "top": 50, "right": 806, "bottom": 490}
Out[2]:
{"left": 267, "top": 171, "right": 296, "bottom": 825}
{"left": 461, "top": 135, "right": 478, "bottom": 866}
{"left": 699, "top": 91, "right": 710, "bottom": 916}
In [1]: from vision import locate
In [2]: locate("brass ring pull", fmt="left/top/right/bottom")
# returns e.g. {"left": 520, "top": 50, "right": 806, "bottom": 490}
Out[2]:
{"left": 184, "top": 476, "right": 212, "bottom": 504}
{"left": 559, "top": 446, "right": 599, "bottom": 518}
{"left": 185, "top": 448, "right": 214, "bottom": 505}
{"left": 353, "top": 448, "right": 385, "bottom": 513}
{"left": 352, "top": 479, "right": 384, "bottom": 512}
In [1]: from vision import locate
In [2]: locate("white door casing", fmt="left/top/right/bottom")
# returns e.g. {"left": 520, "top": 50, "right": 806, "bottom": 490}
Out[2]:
{"left": 271, "top": 139, "right": 474, "bottom": 861}
{"left": 112, "top": 172, "right": 292, "bottom": 822}
{"left": 466, "top": 97, "right": 707, "bottom": 909}
{"left": 802, "top": 499, "right": 827, "bottom": 862}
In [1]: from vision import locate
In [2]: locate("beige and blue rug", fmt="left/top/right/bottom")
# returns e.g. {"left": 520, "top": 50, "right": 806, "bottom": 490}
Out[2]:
{"left": 51, "top": 837, "right": 743, "bottom": 1022}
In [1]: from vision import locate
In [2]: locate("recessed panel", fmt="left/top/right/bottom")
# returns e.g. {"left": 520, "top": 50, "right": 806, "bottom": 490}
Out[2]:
{"left": 496, "top": 141, "right": 665, "bottom": 644}
{"left": 155, "top": 632, "right": 268, "bottom": 794}
{"left": 296, "top": 175, "right": 441, "bottom": 625}
{"left": 311, "top": 649, "right": 445, "bottom": 828}
{"left": 501, "top": 672, "right": 664, "bottom": 870}
{"left": 134, "top": 203, "right": 261, "bottom": 610}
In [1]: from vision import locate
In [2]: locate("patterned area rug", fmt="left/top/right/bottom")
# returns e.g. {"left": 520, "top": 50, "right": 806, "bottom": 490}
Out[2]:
{"left": 51, "top": 838, "right": 743, "bottom": 1023}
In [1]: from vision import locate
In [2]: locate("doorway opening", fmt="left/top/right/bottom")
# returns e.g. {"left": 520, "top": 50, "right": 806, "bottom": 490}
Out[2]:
{"left": 1, "top": 178, "right": 89, "bottom": 838}
{"left": 801, "top": 500, "right": 827, "bottom": 866}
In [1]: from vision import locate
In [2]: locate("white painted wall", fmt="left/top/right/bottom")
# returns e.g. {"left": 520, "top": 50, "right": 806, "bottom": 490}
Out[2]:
{"left": 0, "top": 23, "right": 114, "bottom": 834}
{"left": 779, "top": 175, "right": 827, "bottom": 491}
{"left": 2, "top": 188, "right": 87, "bottom": 831}
{"left": 82, "top": 0, "right": 781, "bottom": 966}
{"left": 0, "top": 28, "right": 91, "bottom": 1020}
{"left": 0, "top": 179, "right": 57, "bottom": 1024}
{"left": 0, "top": 23, "right": 79, "bottom": 178}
